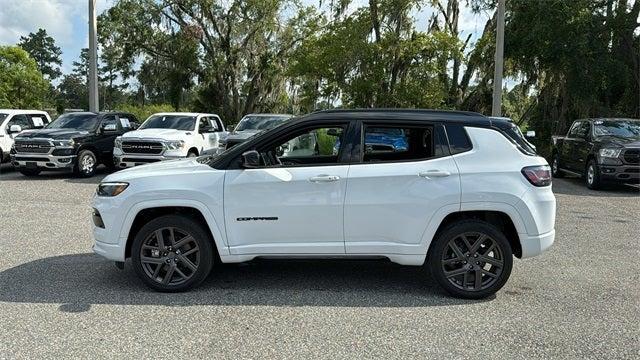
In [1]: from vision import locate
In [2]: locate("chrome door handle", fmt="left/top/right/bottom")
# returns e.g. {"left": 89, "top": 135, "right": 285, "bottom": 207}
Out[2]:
{"left": 308, "top": 175, "right": 340, "bottom": 183}
{"left": 418, "top": 170, "right": 451, "bottom": 178}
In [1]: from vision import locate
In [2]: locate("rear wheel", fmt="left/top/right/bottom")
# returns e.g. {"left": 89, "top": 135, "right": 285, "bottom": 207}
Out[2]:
{"left": 131, "top": 215, "right": 214, "bottom": 292}
{"left": 187, "top": 150, "right": 198, "bottom": 158}
{"left": 75, "top": 149, "right": 97, "bottom": 177}
{"left": 428, "top": 220, "right": 513, "bottom": 299}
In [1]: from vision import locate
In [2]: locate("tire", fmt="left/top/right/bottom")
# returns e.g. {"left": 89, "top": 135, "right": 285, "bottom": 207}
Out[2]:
{"left": 131, "top": 214, "right": 214, "bottom": 292}
{"left": 428, "top": 220, "right": 513, "bottom": 299}
{"left": 585, "top": 159, "right": 602, "bottom": 190}
{"left": 75, "top": 149, "right": 97, "bottom": 177}
{"left": 551, "top": 153, "right": 564, "bottom": 178}
{"left": 19, "top": 169, "right": 41, "bottom": 176}
{"left": 187, "top": 150, "right": 198, "bottom": 158}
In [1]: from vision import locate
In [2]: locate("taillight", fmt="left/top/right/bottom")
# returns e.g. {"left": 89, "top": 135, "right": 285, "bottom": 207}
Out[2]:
{"left": 521, "top": 165, "right": 551, "bottom": 186}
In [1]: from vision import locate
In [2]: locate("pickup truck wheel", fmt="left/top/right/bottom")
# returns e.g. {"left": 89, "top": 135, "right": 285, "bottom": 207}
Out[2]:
{"left": 75, "top": 150, "right": 97, "bottom": 177}
{"left": 19, "top": 169, "right": 41, "bottom": 176}
{"left": 131, "top": 215, "right": 214, "bottom": 292}
{"left": 551, "top": 154, "right": 564, "bottom": 178}
{"left": 586, "top": 160, "right": 602, "bottom": 190}
{"left": 428, "top": 220, "right": 513, "bottom": 299}
{"left": 187, "top": 150, "right": 198, "bottom": 157}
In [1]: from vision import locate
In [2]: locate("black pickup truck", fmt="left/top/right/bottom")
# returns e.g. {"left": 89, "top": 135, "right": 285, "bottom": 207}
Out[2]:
{"left": 551, "top": 118, "right": 639, "bottom": 189}
{"left": 11, "top": 111, "right": 138, "bottom": 177}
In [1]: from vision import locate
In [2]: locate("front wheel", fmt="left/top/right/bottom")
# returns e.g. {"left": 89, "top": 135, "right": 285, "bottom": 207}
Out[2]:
{"left": 551, "top": 154, "right": 564, "bottom": 178}
{"left": 131, "top": 215, "right": 214, "bottom": 292}
{"left": 585, "top": 160, "right": 602, "bottom": 190}
{"left": 428, "top": 220, "right": 513, "bottom": 299}
{"left": 75, "top": 149, "right": 97, "bottom": 177}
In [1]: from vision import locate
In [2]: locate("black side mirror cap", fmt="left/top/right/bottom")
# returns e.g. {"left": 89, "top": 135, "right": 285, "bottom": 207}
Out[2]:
{"left": 242, "top": 150, "right": 261, "bottom": 168}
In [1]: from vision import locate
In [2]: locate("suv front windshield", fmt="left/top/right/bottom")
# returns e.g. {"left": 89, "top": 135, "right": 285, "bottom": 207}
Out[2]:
{"left": 234, "top": 115, "right": 290, "bottom": 132}
{"left": 593, "top": 120, "right": 640, "bottom": 139}
{"left": 140, "top": 115, "right": 196, "bottom": 131}
{"left": 46, "top": 113, "right": 99, "bottom": 131}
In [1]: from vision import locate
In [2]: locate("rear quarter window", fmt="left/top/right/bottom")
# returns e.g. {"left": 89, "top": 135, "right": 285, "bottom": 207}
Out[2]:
{"left": 445, "top": 124, "right": 472, "bottom": 154}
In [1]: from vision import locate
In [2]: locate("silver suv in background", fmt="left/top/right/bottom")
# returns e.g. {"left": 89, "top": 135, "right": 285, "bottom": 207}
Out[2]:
{"left": 220, "top": 114, "right": 293, "bottom": 151}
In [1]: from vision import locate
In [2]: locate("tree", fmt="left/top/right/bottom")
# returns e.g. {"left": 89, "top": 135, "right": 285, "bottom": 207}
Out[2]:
{"left": 55, "top": 74, "right": 88, "bottom": 111}
{"left": 17, "top": 28, "right": 63, "bottom": 80}
{"left": 0, "top": 46, "right": 50, "bottom": 108}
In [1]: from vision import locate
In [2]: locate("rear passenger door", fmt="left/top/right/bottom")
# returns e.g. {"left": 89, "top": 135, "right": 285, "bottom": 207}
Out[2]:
{"left": 343, "top": 121, "right": 461, "bottom": 255}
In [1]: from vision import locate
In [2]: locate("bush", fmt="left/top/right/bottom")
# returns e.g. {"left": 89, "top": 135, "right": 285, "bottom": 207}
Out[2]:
{"left": 115, "top": 104, "right": 175, "bottom": 122}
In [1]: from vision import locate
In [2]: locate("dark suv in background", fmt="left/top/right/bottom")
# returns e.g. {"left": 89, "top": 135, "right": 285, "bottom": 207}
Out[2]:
{"left": 11, "top": 112, "right": 138, "bottom": 177}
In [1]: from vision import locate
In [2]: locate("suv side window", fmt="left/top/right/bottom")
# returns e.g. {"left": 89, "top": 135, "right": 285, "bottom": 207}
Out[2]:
{"left": 7, "top": 114, "right": 32, "bottom": 131}
{"left": 199, "top": 117, "right": 213, "bottom": 133}
{"left": 362, "top": 124, "right": 435, "bottom": 163}
{"left": 444, "top": 124, "right": 472, "bottom": 155}
{"left": 260, "top": 125, "right": 347, "bottom": 167}
{"left": 211, "top": 116, "right": 223, "bottom": 132}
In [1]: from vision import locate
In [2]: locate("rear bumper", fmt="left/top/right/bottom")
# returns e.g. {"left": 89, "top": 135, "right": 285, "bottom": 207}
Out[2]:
{"left": 11, "top": 153, "right": 76, "bottom": 169}
{"left": 520, "top": 229, "right": 555, "bottom": 258}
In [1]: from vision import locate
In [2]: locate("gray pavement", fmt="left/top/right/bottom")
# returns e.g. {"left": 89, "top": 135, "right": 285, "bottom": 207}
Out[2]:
{"left": 0, "top": 163, "right": 638, "bottom": 359}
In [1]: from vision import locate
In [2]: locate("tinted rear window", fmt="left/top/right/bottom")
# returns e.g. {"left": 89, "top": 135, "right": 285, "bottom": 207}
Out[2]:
{"left": 445, "top": 124, "right": 472, "bottom": 154}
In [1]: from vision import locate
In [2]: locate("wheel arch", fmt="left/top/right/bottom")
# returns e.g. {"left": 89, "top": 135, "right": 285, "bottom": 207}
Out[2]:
{"left": 123, "top": 203, "right": 226, "bottom": 261}
{"left": 77, "top": 144, "right": 101, "bottom": 163}
{"left": 428, "top": 210, "right": 523, "bottom": 258}
{"left": 187, "top": 147, "right": 199, "bottom": 156}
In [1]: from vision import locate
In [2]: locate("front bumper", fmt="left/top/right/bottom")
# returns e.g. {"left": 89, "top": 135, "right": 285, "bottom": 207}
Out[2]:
{"left": 11, "top": 153, "right": 76, "bottom": 169}
{"left": 114, "top": 153, "right": 184, "bottom": 168}
{"left": 598, "top": 164, "right": 640, "bottom": 183}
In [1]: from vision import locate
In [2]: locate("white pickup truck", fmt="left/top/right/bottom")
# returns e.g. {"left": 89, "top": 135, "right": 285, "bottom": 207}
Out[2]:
{"left": 0, "top": 109, "right": 51, "bottom": 163}
{"left": 113, "top": 112, "right": 227, "bottom": 168}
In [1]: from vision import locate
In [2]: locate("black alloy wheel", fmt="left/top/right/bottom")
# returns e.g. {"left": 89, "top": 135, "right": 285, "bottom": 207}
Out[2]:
{"left": 132, "top": 215, "right": 213, "bottom": 292}
{"left": 429, "top": 220, "right": 513, "bottom": 299}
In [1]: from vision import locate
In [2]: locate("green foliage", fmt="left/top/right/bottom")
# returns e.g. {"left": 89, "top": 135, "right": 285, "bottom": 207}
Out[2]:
{"left": 116, "top": 103, "right": 175, "bottom": 122}
{"left": 0, "top": 46, "right": 50, "bottom": 108}
{"left": 17, "top": 29, "right": 62, "bottom": 80}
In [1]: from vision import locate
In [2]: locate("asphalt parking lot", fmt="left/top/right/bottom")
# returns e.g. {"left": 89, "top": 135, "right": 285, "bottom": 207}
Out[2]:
{"left": 0, "top": 163, "right": 638, "bottom": 359}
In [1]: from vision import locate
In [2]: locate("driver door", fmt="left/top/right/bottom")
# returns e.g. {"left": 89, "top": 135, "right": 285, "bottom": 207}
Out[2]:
{"left": 223, "top": 122, "right": 351, "bottom": 255}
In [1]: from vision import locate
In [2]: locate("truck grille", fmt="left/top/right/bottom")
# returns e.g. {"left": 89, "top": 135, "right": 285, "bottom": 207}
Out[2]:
{"left": 121, "top": 141, "right": 164, "bottom": 154}
{"left": 623, "top": 149, "right": 639, "bottom": 164}
{"left": 14, "top": 140, "right": 52, "bottom": 154}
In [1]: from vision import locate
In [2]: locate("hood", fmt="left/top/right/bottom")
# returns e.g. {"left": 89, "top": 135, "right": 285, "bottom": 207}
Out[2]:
{"left": 226, "top": 130, "right": 261, "bottom": 141}
{"left": 16, "top": 128, "right": 90, "bottom": 140}
{"left": 595, "top": 136, "right": 640, "bottom": 148}
{"left": 103, "top": 157, "right": 214, "bottom": 183}
{"left": 121, "top": 128, "right": 193, "bottom": 141}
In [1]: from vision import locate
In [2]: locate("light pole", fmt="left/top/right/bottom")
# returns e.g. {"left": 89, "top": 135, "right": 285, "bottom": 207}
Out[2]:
{"left": 88, "top": 0, "right": 99, "bottom": 112}
{"left": 492, "top": 0, "right": 505, "bottom": 117}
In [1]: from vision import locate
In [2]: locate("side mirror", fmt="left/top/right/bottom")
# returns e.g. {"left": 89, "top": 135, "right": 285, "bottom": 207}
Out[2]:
{"left": 526, "top": 130, "right": 536, "bottom": 138}
{"left": 242, "top": 150, "right": 261, "bottom": 168}
{"left": 8, "top": 125, "right": 22, "bottom": 134}
{"left": 103, "top": 123, "right": 117, "bottom": 132}
{"left": 326, "top": 128, "right": 340, "bottom": 137}
{"left": 130, "top": 122, "right": 139, "bottom": 130}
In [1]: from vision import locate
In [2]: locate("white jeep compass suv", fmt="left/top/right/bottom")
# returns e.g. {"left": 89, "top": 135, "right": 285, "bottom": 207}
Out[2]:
{"left": 113, "top": 112, "right": 226, "bottom": 168}
{"left": 92, "top": 109, "right": 555, "bottom": 299}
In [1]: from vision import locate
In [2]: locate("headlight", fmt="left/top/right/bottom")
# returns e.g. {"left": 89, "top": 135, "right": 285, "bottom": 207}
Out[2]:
{"left": 114, "top": 137, "right": 122, "bottom": 148}
{"left": 599, "top": 148, "right": 621, "bottom": 158}
{"left": 97, "top": 182, "right": 129, "bottom": 197}
{"left": 165, "top": 140, "right": 185, "bottom": 150}
{"left": 52, "top": 139, "right": 74, "bottom": 147}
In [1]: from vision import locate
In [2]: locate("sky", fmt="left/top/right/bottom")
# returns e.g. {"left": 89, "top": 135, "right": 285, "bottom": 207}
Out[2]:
{"left": 0, "top": 0, "right": 490, "bottom": 82}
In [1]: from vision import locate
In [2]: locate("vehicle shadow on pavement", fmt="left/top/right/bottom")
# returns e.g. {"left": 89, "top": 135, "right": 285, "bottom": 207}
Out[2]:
{"left": 0, "top": 253, "right": 490, "bottom": 311}
{"left": 0, "top": 165, "right": 108, "bottom": 184}
{"left": 552, "top": 178, "right": 640, "bottom": 197}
